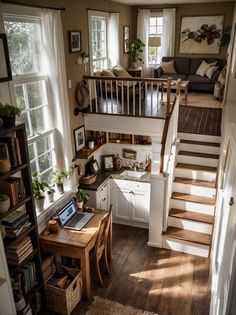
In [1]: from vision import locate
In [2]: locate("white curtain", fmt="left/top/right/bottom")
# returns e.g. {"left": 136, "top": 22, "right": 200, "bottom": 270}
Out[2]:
{"left": 162, "top": 8, "right": 176, "bottom": 57}
{"left": 137, "top": 9, "right": 150, "bottom": 77}
{"left": 108, "top": 12, "right": 120, "bottom": 68}
{"left": 41, "top": 10, "right": 75, "bottom": 186}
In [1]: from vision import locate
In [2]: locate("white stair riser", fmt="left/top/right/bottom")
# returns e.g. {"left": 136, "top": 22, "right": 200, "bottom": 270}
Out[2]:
{"left": 168, "top": 216, "right": 212, "bottom": 234}
{"left": 178, "top": 132, "right": 221, "bottom": 144}
{"left": 177, "top": 154, "right": 219, "bottom": 167}
{"left": 179, "top": 143, "right": 220, "bottom": 155}
{"left": 171, "top": 199, "right": 215, "bottom": 215}
{"left": 175, "top": 168, "right": 216, "bottom": 182}
{"left": 173, "top": 182, "right": 216, "bottom": 198}
{"left": 162, "top": 236, "right": 209, "bottom": 257}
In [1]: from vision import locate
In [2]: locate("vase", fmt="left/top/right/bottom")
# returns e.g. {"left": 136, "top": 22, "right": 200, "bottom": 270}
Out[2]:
{"left": 0, "top": 158, "right": 11, "bottom": 174}
{"left": 46, "top": 192, "right": 54, "bottom": 203}
{"left": 2, "top": 116, "right": 16, "bottom": 128}
{"left": 77, "top": 200, "right": 83, "bottom": 210}
{"left": 35, "top": 197, "right": 45, "bottom": 212}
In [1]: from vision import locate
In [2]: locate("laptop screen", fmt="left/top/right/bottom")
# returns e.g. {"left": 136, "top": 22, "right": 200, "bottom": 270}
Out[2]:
{"left": 58, "top": 200, "right": 77, "bottom": 226}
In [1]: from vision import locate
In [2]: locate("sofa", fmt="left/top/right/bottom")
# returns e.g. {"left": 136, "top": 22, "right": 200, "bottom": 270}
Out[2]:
{"left": 154, "top": 57, "right": 226, "bottom": 92}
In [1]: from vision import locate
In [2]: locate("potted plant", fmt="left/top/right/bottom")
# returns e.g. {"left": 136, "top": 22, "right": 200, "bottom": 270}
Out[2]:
{"left": 46, "top": 184, "right": 55, "bottom": 203}
{"left": 0, "top": 103, "right": 21, "bottom": 128}
{"left": 0, "top": 193, "right": 10, "bottom": 213}
{"left": 11, "top": 278, "right": 26, "bottom": 312}
{"left": 32, "top": 172, "right": 48, "bottom": 212}
{"left": 219, "top": 26, "right": 231, "bottom": 48}
{"left": 128, "top": 38, "right": 145, "bottom": 68}
{"left": 52, "top": 169, "right": 69, "bottom": 194}
{"left": 76, "top": 189, "right": 89, "bottom": 209}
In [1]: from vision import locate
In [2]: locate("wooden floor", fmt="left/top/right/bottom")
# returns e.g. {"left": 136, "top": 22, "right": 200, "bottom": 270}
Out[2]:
{"left": 62, "top": 224, "right": 210, "bottom": 315}
{"left": 178, "top": 105, "right": 222, "bottom": 136}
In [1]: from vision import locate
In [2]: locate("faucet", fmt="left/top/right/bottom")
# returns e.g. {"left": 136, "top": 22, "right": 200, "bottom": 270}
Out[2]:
{"left": 130, "top": 162, "right": 139, "bottom": 171}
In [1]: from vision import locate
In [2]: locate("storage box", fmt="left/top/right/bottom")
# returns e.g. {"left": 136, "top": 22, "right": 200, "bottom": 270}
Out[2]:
{"left": 42, "top": 256, "right": 56, "bottom": 282}
{"left": 45, "top": 269, "right": 83, "bottom": 314}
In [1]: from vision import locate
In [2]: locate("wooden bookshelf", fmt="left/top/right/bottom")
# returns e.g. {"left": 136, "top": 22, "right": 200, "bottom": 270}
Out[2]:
{"left": 0, "top": 124, "right": 44, "bottom": 314}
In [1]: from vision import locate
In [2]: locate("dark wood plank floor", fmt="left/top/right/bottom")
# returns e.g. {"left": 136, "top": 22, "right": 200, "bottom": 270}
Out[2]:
{"left": 42, "top": 224, "right": 211, "bottom": 315}
{"left": 178, "top": 105, "right": 222, "bottom": 136}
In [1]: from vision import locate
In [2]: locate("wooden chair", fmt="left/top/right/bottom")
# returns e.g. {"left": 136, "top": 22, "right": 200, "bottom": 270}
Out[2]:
{"left": 93, "top": 205, "right": 112, "bottom": 286}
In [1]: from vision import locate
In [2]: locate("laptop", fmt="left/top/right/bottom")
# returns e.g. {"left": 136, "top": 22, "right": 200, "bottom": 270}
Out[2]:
{"left": 58, "top": 200, "right": 94, "bottom": 231}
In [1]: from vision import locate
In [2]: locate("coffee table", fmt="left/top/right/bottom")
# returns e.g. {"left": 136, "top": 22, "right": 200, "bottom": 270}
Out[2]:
{"left": 160, "top": 80, "right": 189, "bottom": 106}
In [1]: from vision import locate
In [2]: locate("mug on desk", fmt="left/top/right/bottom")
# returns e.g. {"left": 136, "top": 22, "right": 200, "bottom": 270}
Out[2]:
{"left": 48, "top": 219, "right": 58, "bottom": 233}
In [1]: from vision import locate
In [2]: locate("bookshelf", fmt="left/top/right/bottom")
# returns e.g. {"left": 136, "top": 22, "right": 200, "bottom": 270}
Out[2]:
{"left": 0, "top": 124, "right": 44, "bottom": 314}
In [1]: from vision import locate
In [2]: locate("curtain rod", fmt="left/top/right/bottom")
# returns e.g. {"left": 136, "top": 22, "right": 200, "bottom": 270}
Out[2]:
{"left": 2, "top": 0, "right": 65, "bottom": 11}
{"left": 87, "top": 8, "right": 120, "bottom": 14}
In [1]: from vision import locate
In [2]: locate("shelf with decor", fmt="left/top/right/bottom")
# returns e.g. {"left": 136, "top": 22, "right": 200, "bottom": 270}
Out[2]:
{"left": 0, "top": 123, "right": 44, "bottom": 314}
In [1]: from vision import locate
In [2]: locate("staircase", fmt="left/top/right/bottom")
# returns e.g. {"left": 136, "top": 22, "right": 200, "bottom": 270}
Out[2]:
{"left": 162, "top": 132, "right": 221, "bottom": 257}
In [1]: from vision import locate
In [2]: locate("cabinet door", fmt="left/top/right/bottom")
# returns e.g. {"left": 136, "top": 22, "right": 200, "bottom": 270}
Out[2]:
{"left": 111, "top": 186, "right": 132, "bottom": 220}
{"left": 131, "top": 190, "right": 150, "bottom": 223}
{"left": 96, "top": 181, "right": 109, "bottom": 210}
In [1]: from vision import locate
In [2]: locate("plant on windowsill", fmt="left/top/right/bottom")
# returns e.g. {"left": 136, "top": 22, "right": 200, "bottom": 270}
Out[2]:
{"left": 52, "top": 169, "right": 69, "bottom": 195}
{"left": 0, "top": 103, "right": 21, "bottom": 128}
{"left": 76, "top": 188, "right": 89, "bottom": 210}
{"left": 32, "top": 172, "right": 48, "bottom": 212}
{"left": 128, "top": 38, "right": 145, "bottom": 69}
{"left": 45, "top": 184, "right": 55, "bottom": 203}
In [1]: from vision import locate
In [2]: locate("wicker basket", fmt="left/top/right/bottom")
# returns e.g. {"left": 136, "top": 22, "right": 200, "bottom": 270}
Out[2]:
{"left": 80, "top": 174, "right": 97, "bottom": 184}
{"left": 45, "top": 270, "right": 83, "bottom": 314}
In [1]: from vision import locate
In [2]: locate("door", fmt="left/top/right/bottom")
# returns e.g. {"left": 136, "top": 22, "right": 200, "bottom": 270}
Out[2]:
{"left": 111, "top": 185, "right": 132, "bottom": 220}
{"left": 131, "top": 190, "right": 150, "bottom": 223}
{"left": 97, "top": 181, "right": 109, "bottom": 210}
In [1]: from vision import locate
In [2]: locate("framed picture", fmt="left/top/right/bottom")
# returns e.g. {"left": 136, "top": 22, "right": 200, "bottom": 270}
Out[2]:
{"left": 73, "top": 125, "right": 85, "bottom": 153}
{"left": 0, "top": 34, "right": 12, "bottom": 82}
{"left": 91, "top": 159, "right": 100, "bottom": 174}
{"left": 179, "top": 15, "right": 224, "bottom": 54}
{"left": 122, "top": 149, "right": 137, "bottom": 160}
{"left": 123, "top": 26, "right": 130, "bottom": 53}
{"left": 69, "top": 31, "right": 81, "bottom": 53}
{"left": 102, "top": 154, "right": 114, "bottom": 170}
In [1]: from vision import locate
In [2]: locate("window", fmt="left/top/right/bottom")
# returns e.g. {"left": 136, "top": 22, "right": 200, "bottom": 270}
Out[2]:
{"left": 4, "top": 15, "right": 56, "bottom": 184}
{"left": 148, "top": 14, "right": 163, "bottom": 66}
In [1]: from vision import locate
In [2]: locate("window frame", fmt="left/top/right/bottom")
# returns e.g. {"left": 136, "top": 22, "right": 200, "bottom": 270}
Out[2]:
{"left": 148, "top": 12, "right": 163, "bottom": 67}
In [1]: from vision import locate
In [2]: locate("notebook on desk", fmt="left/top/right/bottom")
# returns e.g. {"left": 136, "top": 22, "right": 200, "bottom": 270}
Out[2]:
{"left": 58, "top": 200, "right": 94, "bottom": 231}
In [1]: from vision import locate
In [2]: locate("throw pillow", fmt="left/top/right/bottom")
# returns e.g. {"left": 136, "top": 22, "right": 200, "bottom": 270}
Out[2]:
{"left": 160, "top": 60, "right": 176, "bottom": 74}
{"left": 113, "top": 65, "right": 132, "bottom": 78}
{"left": 196, "top": 60, "right": 217, "bottom": 77}
{"left": 94, "top": 71, "right": 102, "bottom": 76}
{"left": 102, "top": 69, "right": 115, "bottom": 77}
{"left": 205, "top": 66, "right": 219, "bottom": 79}
{"left": 217, "top": 65, "right": 227, "bottom": 86}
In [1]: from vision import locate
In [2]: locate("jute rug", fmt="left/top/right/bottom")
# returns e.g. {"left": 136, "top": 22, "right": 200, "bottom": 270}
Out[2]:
{"left": 85, "top": 296, "right": 158, "bottom": 315}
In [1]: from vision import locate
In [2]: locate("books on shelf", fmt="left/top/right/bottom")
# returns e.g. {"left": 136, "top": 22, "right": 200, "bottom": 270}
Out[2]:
{"left": 13, "top": 260, "right": 38, "bottom": 295}
{"left": 2, "top": 205, "right": 27, "bottom": 224}
{"left": 0, "top": 177, "right": 26, "bottom": 207}
{"left": 0, "top": 135, "right": 22, "bottom": 168}
{"left": 6, "top": 236, "right": 34, "bottom": 265}
{"left": 4, "top": 221, "right": 32, "bottom": 238}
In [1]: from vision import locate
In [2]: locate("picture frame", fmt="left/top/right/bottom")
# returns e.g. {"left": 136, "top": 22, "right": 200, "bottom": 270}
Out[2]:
{"left": 73, "top": 125, "right": 85, "bottom": 153}
{"left": 0, "top": 33, "right": 12, "bottom": 82}
{"left": 123, "top": 26, "right": 130, "bottom": 53}
{"left": 91, "top": 159, "right": 100, "bottom": 174}
{"left": 179, "top": 15, "right": 224, "bottom": 54}
{"left": 122, "top": 149, "right": 137, "bottom": 160}
{"left": 69, "top": 31, "right": 81, "bottom": 53}
{"left": 102, "top": 154, "right": 114, "bottom": 170}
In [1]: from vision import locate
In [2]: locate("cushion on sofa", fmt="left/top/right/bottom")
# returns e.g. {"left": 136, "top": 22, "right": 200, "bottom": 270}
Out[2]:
{"left": 162, "top": 57, "right": 190, "bottom": 75}
{"left": 190, "top": 58, "right": 218, "bottom": 75}
{"left": 113, "top": 65, "right": 132, "bottom": 78}
{"left": 205, "top": 66, "right": 219, "bottom": 79}
{"left": 160, "top": 60, "right": 176, "bottom": 74}
{"left": 160, "top": 73, "right": 188, "bottom": 81}
{"left": 188, "top": 75, "right": 211, "bottom": 84}
{"left": 196, "top": 61, "right": 217, "bottom": 77}
{"left": 102, "top": 69, "right": 115, "bottom": 77}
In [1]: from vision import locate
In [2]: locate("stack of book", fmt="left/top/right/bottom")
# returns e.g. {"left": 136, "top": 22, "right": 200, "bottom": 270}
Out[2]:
{"left": 0, "top": 135, "right": 22, "bottom": 167}
{"left": 14, "top": 261, "right": 38, "bottom": 295}
{"left": 5, "top": 236, "right": 33, "bottom": 265}
{"left": 2, "top": 205, "right": 31, "bottom": 238}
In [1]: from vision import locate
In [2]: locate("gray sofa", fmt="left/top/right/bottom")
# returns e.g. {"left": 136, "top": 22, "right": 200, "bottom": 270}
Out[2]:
{"left": 154, "top": 57, "right": 226, "bottom": 92}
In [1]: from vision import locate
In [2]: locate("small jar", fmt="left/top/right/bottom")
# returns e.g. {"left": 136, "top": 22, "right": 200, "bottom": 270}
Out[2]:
{"left": 88, "top": 140, "right": 94, "bottom": 150}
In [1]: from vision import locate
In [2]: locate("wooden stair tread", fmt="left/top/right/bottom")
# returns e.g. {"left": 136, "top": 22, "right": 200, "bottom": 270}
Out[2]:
{"left": 169, "top": 209, "right": 214, "bottom": 224}
{"left": 176, "top": 163, "right": 217, "bottom": 173}
{"left": 174, "top": 177, "right": 216, "bottom": 188}
{"left": 180, "top": 139, "right": 220, "bottom": 147}
{"left": 172, "top": 192, "right": 215, "bottom": 205}
{"left": 179, "top": 150, "right": 219, "bottom": 159}
{"left": 162, "top": 227, "right": 211, "bottom": 246}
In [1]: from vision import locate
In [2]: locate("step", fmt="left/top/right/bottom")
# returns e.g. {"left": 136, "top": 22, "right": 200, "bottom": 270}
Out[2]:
{"left": 169, "top": 208, "right": 214, "bottom": 224}
{"left": 171, "top": 192, "right": 215, "bottom": 205}
{"left": 179, "top": 140, "right": 220, "bottom": 155}
{"left": 178, "top": 132, "right": 221, "bottom": 144}
{"left": 175, "top": 163, "right": 217, "bottom": 181}
{"left": 173, "top": 178, "right": 216, "bottom": 198}
{"left": 177, "top": 151, "right": 219, "bottom": 167}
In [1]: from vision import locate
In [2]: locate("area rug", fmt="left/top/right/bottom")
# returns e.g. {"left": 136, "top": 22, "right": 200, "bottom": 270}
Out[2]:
{"left": 85, "top": 296, "right": 158, "bottom": 315}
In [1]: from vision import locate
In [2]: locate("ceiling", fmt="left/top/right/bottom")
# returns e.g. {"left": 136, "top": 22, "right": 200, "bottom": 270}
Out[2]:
{"left": 110, "top": 0, "right": 232, "bottom": 5}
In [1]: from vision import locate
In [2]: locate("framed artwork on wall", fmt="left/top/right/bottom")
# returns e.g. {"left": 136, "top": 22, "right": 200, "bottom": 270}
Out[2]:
{"left": 102, "top": 154, "right": 114, "bottom": 170}
{"left": 69, "top": 31, "right": 81, "bottom": 53}
{"left": 179, "top": 15, "right": 224, "bottom": 54}
{"left": 123, "top": 26, "right": 130, "bottom": 53}
{"left": 73, "top": 125, "right": 85, "bottom": 153}
{"left": 0, "top": 33, "right": 12, "bottom": 82}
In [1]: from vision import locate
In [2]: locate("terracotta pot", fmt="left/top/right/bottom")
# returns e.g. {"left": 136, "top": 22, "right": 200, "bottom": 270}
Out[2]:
{"left": 0, "top": 159, "right": 11, "bottom": 174}
{"left": 0, "top": 196, "right": 10, "bottom": 213}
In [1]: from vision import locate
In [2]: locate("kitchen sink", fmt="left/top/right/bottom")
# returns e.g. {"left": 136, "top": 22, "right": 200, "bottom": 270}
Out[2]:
{"left": 120, "top": 170, "right": 146, "bottom": 178}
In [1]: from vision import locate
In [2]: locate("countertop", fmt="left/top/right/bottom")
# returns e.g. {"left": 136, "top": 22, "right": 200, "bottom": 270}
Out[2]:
{"left": 79, "top": 168, "right": 151, "bottom": 191}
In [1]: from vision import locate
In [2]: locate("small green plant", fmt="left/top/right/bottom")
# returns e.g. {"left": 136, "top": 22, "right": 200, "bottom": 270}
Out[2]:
{"left": 128, "top": 38, "right": 145, "bottom": 65}
{"left": 11, "top": 278, "right": 23, "bottom": 302}
{"left": 52, "top": 169, "right": 69, "bottom": 184}
{"left": 76, "top": 189, "right": 89, "bottom": 202}
{"left": 0, "top": 103, "right": 21, "bottom": 117}
{"left": 46, "top": 184, "right": 55, "bottom": 194}
{"left": 0, "top": 193, "right": 8, "bottom": 202}
{"left": 219, "top": 26, "right": 231, "bottom": 47}
{"left": 32, "top": 172, "right": 48, "bottom": 199}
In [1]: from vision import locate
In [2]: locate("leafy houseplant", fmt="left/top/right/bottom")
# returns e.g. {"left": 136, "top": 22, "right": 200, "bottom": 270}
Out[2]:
{"left": 0, "top": 103, "right": 21, "bottom": 128}
{"left": 0, "top": 193, "right": 10, "bottom": 213}
{"left": 219, "top": 26, "right": 231, "bottom": 48}
{"left": 128, "top": 38, "right": 145, "bottom": 68}
{"left": 46, "top": 184, "right": 55, "bottom": 203}
{"left": 76, "top": 189, "right": 89, "bottom": 209}
{"left": 32, "top": 172, "right": 48, "bottom": 212}
{"left": 52, "top": 169, "right": 69, "bottom": 194}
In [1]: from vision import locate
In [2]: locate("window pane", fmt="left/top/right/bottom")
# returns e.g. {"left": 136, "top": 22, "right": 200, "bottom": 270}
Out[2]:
{"left": 15, "top": 85, "right": 26, "bottom": 110}
{"left": 39, "top": 151, "right": 53, "bottom": 173}
{"left": 30, "top": 107, "right": 47, "bottom": 134}
{"left": 19, "top": 112, "right": 30, "bottom": 136}
{"left": 37, "top": 135, "right": 51, "bottom": 156}
{"left": 4, "top": 19, "right": 41, "bottom": 75}
{"left": 30, "top": 160, "right": 37, "bottom": 173}
{"left": 26, "top": 81, "right": 46, "bottom": 108}
{"left": 28, "top": 144, "right": 35, "bottom": 160}
{"left": 41, "top": 170, "right": 53, "bottom": 185}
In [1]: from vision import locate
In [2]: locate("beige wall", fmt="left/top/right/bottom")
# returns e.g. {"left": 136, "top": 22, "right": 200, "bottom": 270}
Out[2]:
{"left": 135, "top": 1, "right": 235, "bottom": 59}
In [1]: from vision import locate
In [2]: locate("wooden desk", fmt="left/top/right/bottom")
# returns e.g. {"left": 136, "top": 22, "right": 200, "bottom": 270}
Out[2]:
{"left": 39, "top": 209, "right": 110, "bottom": 299}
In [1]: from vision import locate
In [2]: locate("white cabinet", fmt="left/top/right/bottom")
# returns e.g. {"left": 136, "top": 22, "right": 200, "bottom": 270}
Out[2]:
{"left": 110, "top": 179, "right": 150, "bottom": 227}
{"left": 84, "top": 179, "right": 109, "bottom": 210}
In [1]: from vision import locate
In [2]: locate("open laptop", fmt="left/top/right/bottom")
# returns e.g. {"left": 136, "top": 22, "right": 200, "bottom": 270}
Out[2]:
{"left": 58, "top": 200, "right": 94, "bottom": 231}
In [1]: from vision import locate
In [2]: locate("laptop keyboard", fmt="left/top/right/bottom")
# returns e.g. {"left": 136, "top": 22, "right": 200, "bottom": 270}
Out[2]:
{"left": 66, "top": 212, "right": 85, "bottom": 227}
